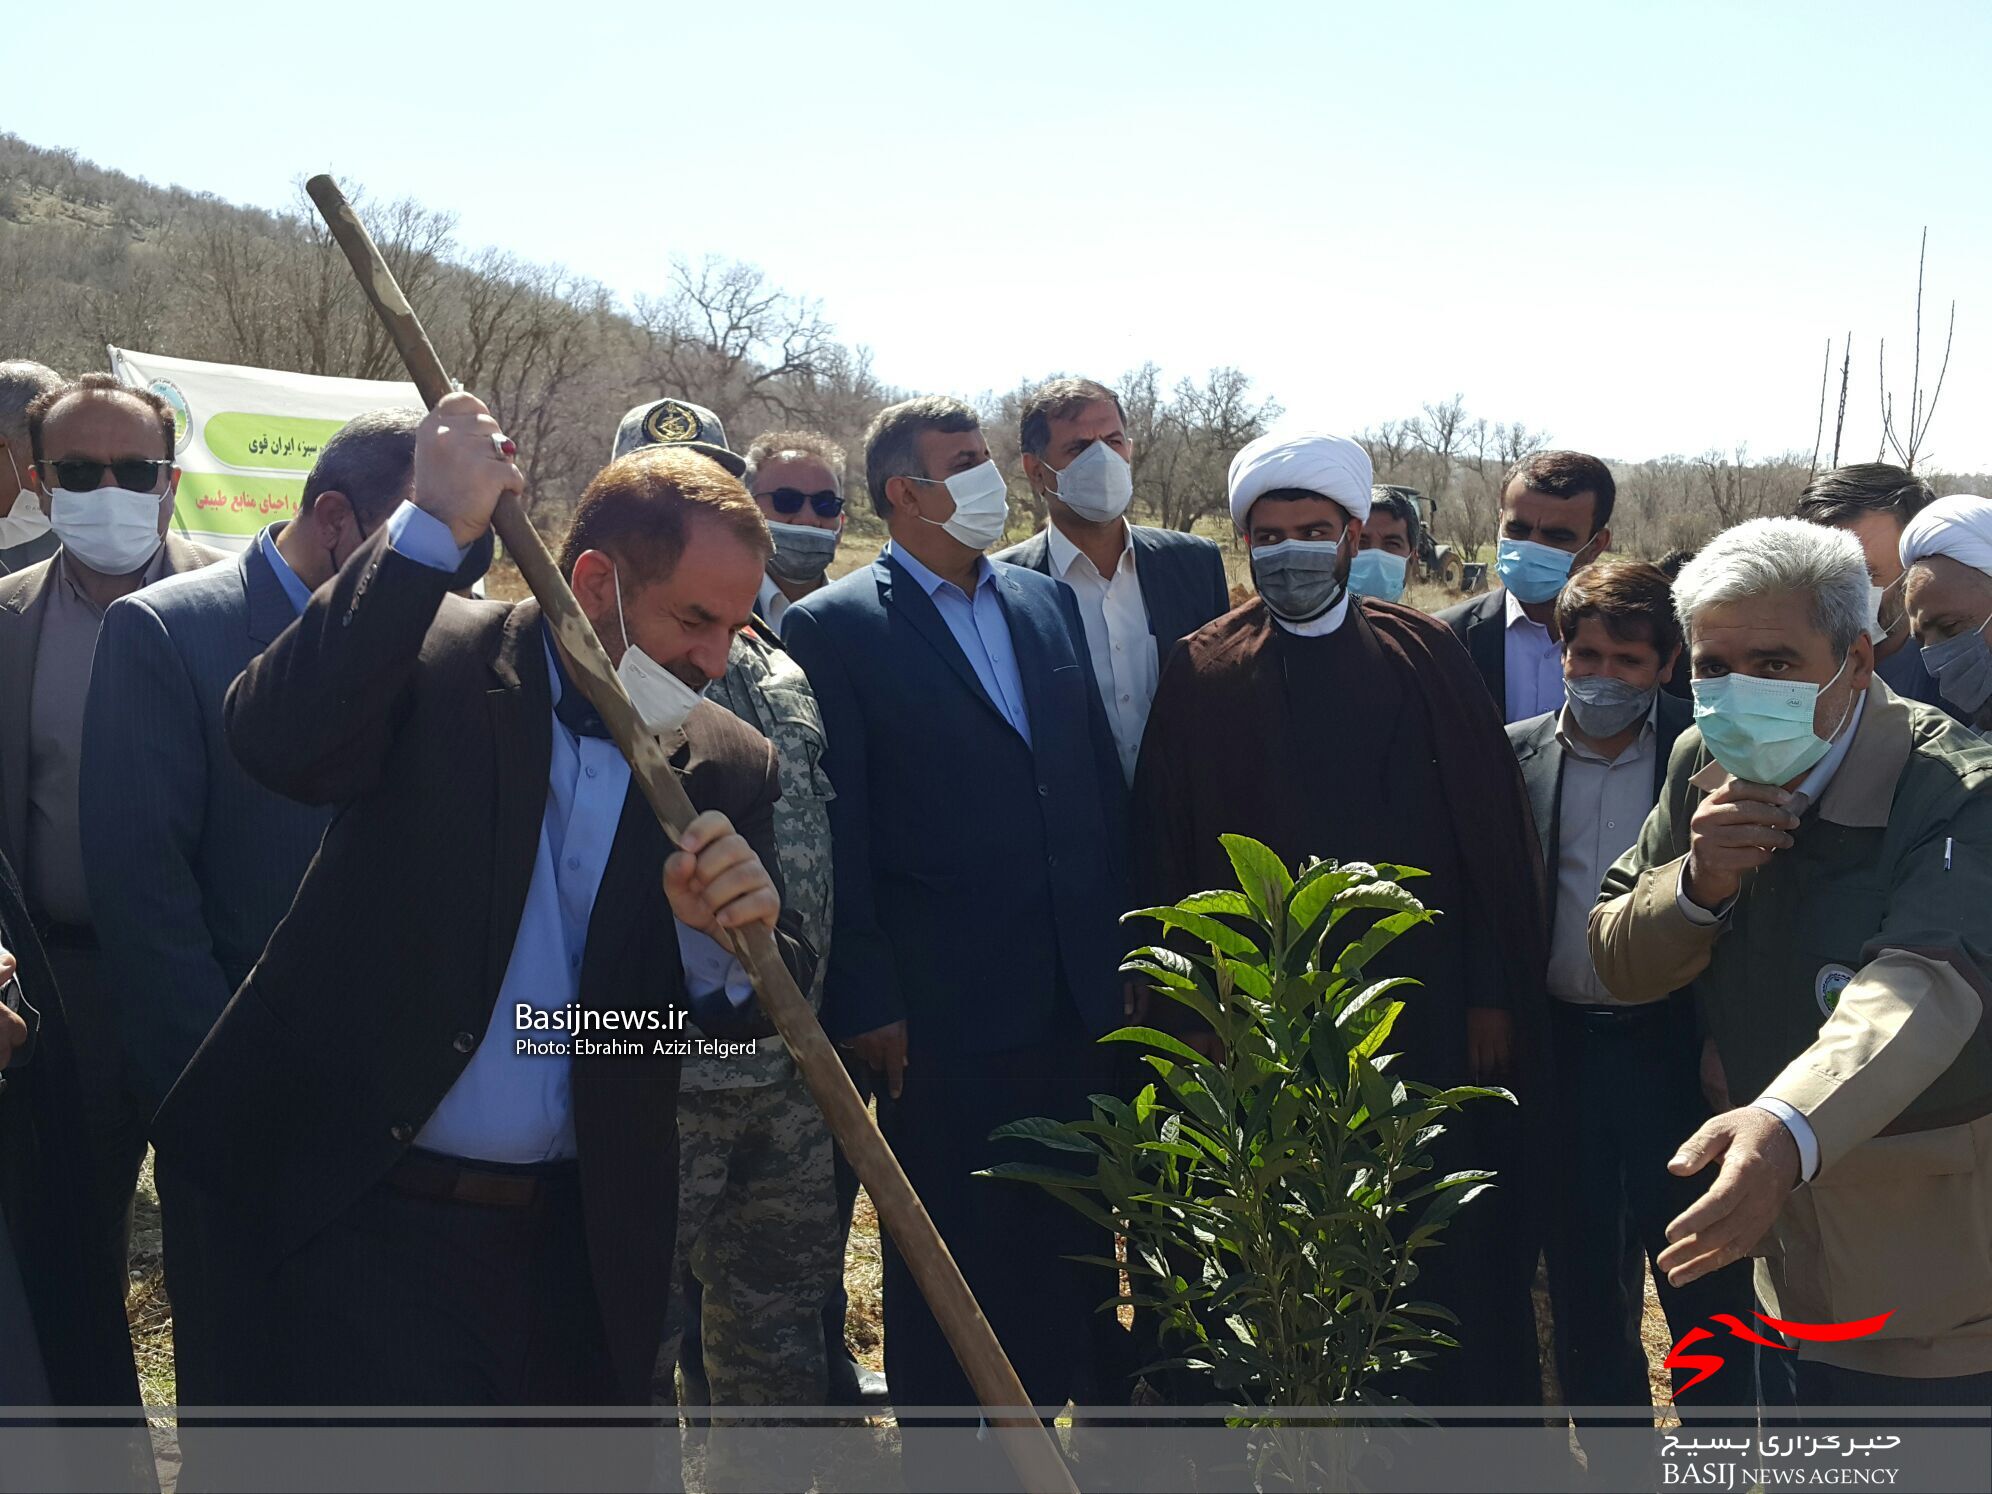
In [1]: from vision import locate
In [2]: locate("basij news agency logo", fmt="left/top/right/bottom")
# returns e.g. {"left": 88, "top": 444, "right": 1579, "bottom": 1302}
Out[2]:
{"left": 1666, "top": 1308, "right": 1893, "bottom": 1393}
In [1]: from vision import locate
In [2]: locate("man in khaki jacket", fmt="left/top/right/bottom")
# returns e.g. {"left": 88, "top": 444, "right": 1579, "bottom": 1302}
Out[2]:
{"left": 1591, "top": 516, "right": 1992, "bottom": 1407}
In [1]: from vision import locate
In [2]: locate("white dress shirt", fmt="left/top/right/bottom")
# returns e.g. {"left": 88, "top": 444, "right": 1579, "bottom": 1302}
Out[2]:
{"left": 1675, "top": 694, "right": 1868, "bottom": 1183}
{"left": 1045, "top": 522, "right": 1157, "bottom": 783}
{"left": 755, "top": 573, "right": 791, "bottom": 636}
{"left": 1504, "top": 589, "right": 1567, "bottom": 723}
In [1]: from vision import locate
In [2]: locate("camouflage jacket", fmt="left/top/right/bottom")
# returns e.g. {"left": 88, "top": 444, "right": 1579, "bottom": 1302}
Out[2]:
{"left": 684, "top": 620, "right": 835, "bottom": 1090}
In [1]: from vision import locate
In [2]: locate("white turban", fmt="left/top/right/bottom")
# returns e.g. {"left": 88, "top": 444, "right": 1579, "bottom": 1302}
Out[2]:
{"left": 1227, "top": 431, "right": 1373, "bottom": 532}
{"left": 1899, "top": 494, "right": 1992, "bottom": 575}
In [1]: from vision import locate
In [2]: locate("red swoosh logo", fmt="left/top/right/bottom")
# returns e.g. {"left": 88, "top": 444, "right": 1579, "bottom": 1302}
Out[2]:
{"left": 1665, "top": 1310, "right": 1892, "bottom": 1397}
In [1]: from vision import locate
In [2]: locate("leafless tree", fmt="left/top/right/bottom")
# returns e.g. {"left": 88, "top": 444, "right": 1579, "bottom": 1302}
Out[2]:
{"left": 1408, "top": 393, "right": 1469, "bottom": 505}
{"left": 1144, "top": 366, "right": 1282, "bottom": 533}
{"left": 632, "top": 255, "right": 839, "bottom": 433}
{"left": 1356, "top": 418, "right": 1418, "bottom": 479}
{"left": 1878, "top": 229, "right": 1956, "bottom": 471}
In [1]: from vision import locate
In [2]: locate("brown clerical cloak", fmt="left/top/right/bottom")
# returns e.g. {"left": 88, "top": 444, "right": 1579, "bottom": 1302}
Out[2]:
{"left": 1131, "top": 594, "right": 1552, "bottom": 1404}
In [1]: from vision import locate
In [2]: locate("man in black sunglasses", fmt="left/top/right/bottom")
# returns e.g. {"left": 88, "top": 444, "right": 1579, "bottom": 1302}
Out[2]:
{"left": 0, "top": 372, "right": 221, "bottom": 1318}
{"left": 741, "top": 430, "right": 848, "bottom": 636}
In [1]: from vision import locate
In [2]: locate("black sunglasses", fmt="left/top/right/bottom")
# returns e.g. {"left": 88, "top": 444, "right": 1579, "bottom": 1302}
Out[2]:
{"left": 40, "top": 458, "right": 170, "bottom": 492}
{"left": 758, "top": 487, "right": 843, "bottom": 519}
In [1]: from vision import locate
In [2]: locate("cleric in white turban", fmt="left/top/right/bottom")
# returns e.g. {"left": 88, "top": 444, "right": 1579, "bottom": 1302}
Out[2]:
{"left": 1219, "top": 430, "right": 1376, "bottom": 637}
{"left": 1226, "top": 430, "right": 1375, "bottom": 533}
{"left": 1899, "top": 494, "right": 1992, "bottom": 729}
{"left": 1132, "top": 424, "right": 1552, "bottom": 1413}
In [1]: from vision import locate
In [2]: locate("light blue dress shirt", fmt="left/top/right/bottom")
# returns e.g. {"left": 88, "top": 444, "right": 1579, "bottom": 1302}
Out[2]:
{"left": 886, "top": 541, "right": 1031, "bottom": 742}
{"left": 384, "top": 502, "right": 750, "bottom": 1163}
{"left": 1503, "top": 588, "right": 1567, "bottom": 723}
{"left": 256, "top": 523, "right": 312, "bottom": 615}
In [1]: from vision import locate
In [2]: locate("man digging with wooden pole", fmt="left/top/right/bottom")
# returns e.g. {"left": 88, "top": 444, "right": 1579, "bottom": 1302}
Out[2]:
{"left": 145, "top": 176, "right": 1077, "bottom": 1494}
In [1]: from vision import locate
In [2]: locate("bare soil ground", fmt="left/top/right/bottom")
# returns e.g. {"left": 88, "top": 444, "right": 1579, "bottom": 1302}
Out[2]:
{"left": 128, "top": 1159, "right": 1669, "bottom": 1412}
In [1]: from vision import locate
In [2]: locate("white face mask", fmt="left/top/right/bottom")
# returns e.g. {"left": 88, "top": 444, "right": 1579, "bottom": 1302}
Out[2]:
{"left": 612, "top": 562, "right": 704, "bottom": 735}
{"left": 50, "top": 486, "right": 166, "bottom": 575}
{"left": 912, "top": 459, "right": 1010, "bottom": 551}
{"left": 0, "top": 452, "right": 51, "bottom": 549}
{"left": 1044, "top": 440, "right": 1133, "bottom": 524}
{"left": 1869, "top": 575, "right": 1904, "bottom": 643}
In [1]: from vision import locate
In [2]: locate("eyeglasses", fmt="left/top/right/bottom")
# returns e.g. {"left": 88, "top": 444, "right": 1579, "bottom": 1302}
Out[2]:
{"left": 39, "top": 458, "right": 171, "bottom": 492}
{"left": 757, "top": 487, "right": 843, "bottom": 519}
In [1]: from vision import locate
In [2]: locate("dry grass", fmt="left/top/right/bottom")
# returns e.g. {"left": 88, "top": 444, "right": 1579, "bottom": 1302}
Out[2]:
{"left": 843, "top": 1187, "right": 886, "bottom": 1374}
{"left": 128, "top": 1152, "right": 175, "bottom": 1409}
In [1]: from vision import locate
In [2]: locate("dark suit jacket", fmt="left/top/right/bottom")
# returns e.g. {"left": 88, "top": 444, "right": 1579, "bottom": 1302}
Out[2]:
{"left": 782, "top": 551, "right": 1130, "bottom": 1055}
{"left": 1436, "top": 587, "right": 1508, "bottom": 719}
{"left": 150, "top": 527, "right": 804, "bottom": 1401}
{"left": 79, "top": 534, "right": 338, "bottom": 1112}
{"left": 0, "top": 528, "right": 60, "bottom": 576}
{"left": 0, "top": 533, "right": 221, "bottom": 871}
{"left": 994, "top": 522, "right": 1232, "bottom": 669}
{"left": 0, "top": 847, "right": 141, "bottom": 1407}
{"left": 1506, "top": 691, "right": 1692, "bottom": 944}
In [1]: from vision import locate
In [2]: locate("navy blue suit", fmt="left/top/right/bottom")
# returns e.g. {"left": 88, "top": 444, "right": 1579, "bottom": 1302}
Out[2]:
{"left": 995, "top": 522, "right": 1232, "bottom": 672}
{"left": 78, "top": 536, "right": 333, "bottom": 1405}
{"left": 783, "top": 551, "right": 1129, "bottom": 1055}
{"left": 783, "top": 549, "right": 1131, "bottom": 1416}
{"left": 81, "top": 539, "right": 333, "bottom": 1113}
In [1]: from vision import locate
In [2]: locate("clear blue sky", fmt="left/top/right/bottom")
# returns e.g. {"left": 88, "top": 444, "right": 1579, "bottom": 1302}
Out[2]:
{"left": 13, "top": 0, "right": 1992, "bottom": 470}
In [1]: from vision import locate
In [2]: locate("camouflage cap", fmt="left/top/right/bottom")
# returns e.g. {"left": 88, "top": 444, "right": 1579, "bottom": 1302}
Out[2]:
{"left": 611, "top": 396, "right": 747, "bottom": 477}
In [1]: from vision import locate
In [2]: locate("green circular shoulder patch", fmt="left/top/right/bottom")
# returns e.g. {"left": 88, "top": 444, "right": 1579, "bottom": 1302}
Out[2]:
{"left": 1815, "top": 963, "right": 1856, "bottom": 1017}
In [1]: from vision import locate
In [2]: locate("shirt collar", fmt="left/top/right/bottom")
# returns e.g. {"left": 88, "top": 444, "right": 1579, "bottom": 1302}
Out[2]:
{"left": 755, "top": 572, "right": 787, "bottom": 620}
{"left": 886, "top": 539, "right": 996, "bottom": 600}
{"left": 1504, "top": 588, "right": 1549, "bottom": 634}
{"left": 1044, "top": 518, "right": 1132, "bottom": 582}
{"left": 257, "top": 522, "right": 312, "bottom": 616}
{"left": 1555, "top": 698, "right": 1658, "bottom": 764}
{"left": 1271, "top": 592, "right": 1351, "bottom": 638}
{"left": 1688, "top": 680, "right": 1903, "bottom": 827}
{"left": 55, "top": 536, "right": 173, "bottom": 613}
{"left": 1793, "top": 692, "right": 1864, "bottom": 806}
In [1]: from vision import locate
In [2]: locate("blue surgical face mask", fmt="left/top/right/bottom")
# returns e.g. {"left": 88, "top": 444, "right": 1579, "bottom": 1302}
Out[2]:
{"left": 1921, "top": 615, "right": 1992, "bottom": 716}
{"left": 1691, "top": 655, "right": 1853, "bottom": 786}
{"left": 1348, "top": 548, "right": 1408, "bottom": 602}
{"left": 1496, "top": 535, "right": 1597, "bottom": 605}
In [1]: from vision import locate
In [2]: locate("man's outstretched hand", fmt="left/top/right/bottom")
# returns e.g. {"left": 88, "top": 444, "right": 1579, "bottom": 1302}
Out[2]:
{"left": 1657, "top": 1106, "right": 1800, "bottom": 1286}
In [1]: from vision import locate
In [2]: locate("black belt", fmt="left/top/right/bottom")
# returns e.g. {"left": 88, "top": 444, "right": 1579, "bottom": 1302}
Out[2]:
{"left": 1551, "top": 995, "right": 1687, "bottom": 1031}
{"left": 385, "top": 1148, "right": 578, "bottom": 1209}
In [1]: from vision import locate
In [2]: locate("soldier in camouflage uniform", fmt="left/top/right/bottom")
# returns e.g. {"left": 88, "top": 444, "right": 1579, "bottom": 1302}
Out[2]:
{"left": 608, "top": 402, "right": 844, "bottom": 1428}
{"left": 659, "top": 621, "right": 841, "bottom": 1409}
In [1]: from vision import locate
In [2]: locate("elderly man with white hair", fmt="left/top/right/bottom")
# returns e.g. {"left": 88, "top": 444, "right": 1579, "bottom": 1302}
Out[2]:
{"left": 1591, "top": 515, "right": 1992, "bottom": 1408}
{"left": 1899, "top": 493, "right": 1992, "bottom": 733}
{"left": 1131, "top": 429, "right": 1553, "bottom": 1408}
